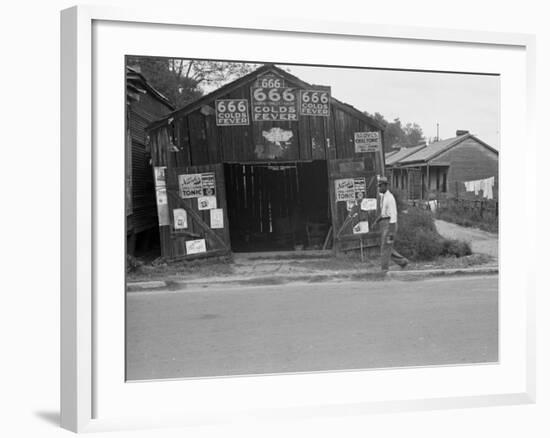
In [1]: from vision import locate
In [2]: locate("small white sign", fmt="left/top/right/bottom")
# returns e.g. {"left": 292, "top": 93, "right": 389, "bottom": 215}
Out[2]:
{"left": 361, "top": 198, "right": 378, "bottom": 211}
{"left": 156, "top": 188, "right": 170, "bottom": 226}
{"left": 353, "top": 221, "right": 370, "bottom": 234}
{"left": 335, "top": 178, "right": 355, "bottom": 202}
{"left": 179, "top": 173, "right": 203, "bottom": 198}
{"left": 185, "top": 239, "right": 206, "bottom": 255}
{"left": 173, "top": 208, "right": 188, "bottom": 230}
{"left": 354, "top": 131, "right": 381, "bottom": 153}
{"left": 154, "top": 166, "right": 166, "bottom": 187}
{"left": 197, "top": 196, "right": 217, "bottom": 210}
{"left": 210, "top": 208, "right": 224, "bottom": 229}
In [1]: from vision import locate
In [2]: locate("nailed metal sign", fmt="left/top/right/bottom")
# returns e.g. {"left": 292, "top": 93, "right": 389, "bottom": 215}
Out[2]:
{"left": 178, "top": 172, "right": 217, "bottom": 199}
{"left": 354, "top": 131, "right": 381, "bottom": 153}
{"left": 215, "top": 99, "right": 249, "bottom": 126}
{"left": 299, "top": 88, "right": 331, "bottom": 116}
{"left": 251, "top": 85, "right": 298, "bottom": 122}
{"left": 335, "top": 177, "right": 366, "bottom": 202}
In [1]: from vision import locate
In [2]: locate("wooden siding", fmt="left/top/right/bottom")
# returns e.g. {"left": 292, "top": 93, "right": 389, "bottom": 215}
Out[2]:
{"left": 147, "top": 71, "right": 383, "bottom": 168}
{"left": 146, "top": 67, "right": 386, "bottom": 259}
{"left": 127, "top": 92, "right": 172, "bottom": 234}
{"left": 162, "top": 164, "right": 231, "bottom": 260}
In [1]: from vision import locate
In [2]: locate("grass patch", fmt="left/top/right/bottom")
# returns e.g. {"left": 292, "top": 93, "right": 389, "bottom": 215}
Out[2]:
{"left": 128, "top": 255, "right": 235, "bottom": 281}
{"left": 395, "top": 207, "right": 472, "bottom": 261}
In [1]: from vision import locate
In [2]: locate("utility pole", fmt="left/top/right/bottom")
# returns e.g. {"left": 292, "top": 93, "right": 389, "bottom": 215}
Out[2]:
{"left": 436, "top": 123, "right": 440, "bottom": 142}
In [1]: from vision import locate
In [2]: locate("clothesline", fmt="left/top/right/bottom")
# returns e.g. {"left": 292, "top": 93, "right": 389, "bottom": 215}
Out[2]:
{"left": 464, "top": 176, "right": 494, "bottom": 200}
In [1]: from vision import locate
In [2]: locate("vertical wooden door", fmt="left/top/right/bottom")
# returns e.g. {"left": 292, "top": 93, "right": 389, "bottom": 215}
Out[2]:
{"left": 327, "top": 157, "right": 380, "bottom": 253}
{"left": 162, "top": 163, "right": 231, "bottom": 260}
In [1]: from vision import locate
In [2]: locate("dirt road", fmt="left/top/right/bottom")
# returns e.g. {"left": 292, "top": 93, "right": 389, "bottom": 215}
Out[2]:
{"left": 435, "top": 219, "right": 498, "bottom": 259}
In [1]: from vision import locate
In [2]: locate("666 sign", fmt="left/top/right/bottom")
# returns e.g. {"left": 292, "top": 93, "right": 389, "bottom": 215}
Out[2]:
{"left": 300, "top": 88, "right": 331, "bottom": 117}
{"left": 251, "top": 86, "right": 299, "bottom": 122}
{"left": 215, "top": 99, "right": 250, "bottom": 126}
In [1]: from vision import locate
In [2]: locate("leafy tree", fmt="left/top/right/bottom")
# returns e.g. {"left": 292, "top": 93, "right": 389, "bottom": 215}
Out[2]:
{"left": 402, "top": 122, "right": 425, "bottom": 147}
{"left": 365, "top": 112, "right": 425, "bottom": 152}
{"left": 126, "top": 57, "right": 258, "bottom": 108}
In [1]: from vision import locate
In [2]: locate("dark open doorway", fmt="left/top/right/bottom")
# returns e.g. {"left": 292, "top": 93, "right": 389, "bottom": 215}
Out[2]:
{"left": 224, "top": 161, "right": 331, "bottom": 252}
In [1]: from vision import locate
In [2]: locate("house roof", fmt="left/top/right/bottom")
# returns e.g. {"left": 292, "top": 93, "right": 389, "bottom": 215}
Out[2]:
{"left": 394, "top": 134, "right": 498, "bottom": 165}
{"left": 385, "top": 144, "right": 427, "bottom": 166}
{"left": 126, "top": 66, "right": 175, "bottom": 110}
{"left": 147, "top": 63, "right": 385, "bottom": 131}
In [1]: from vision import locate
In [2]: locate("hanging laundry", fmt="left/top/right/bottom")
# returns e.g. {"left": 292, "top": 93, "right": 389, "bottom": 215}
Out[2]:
{"left": 464, "top": 180, "right": 479, "bottom": 192}
{"left": 463, "top": 176, "right": 495, "bottom": 199}
{"left": 481, "top": 176, "right": 494, "bottom": 200}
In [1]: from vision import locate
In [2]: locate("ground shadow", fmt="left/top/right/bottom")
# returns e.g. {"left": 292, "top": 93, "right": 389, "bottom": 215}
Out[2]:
{"left": 34, "top": 410, "right": 59, "bottom": 426}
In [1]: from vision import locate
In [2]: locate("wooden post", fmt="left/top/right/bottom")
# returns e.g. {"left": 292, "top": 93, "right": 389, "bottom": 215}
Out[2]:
{"left": 426, "top": 164, "right": 430, "bottom": 200}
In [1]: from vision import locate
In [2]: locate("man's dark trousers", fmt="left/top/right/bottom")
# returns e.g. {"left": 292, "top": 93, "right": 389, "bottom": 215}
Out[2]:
{"left": 379, "top": 219, "right": 408, "bottom": 271}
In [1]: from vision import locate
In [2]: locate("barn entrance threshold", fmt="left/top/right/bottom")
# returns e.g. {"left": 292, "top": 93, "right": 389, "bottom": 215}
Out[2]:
{"left": 234, "top": 249, "right": 333, "bottom": 261}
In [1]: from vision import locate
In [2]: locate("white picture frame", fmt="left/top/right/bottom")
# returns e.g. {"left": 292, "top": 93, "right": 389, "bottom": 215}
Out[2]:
{"left": 60, "top": 5, "right": 536, "bottom": 433}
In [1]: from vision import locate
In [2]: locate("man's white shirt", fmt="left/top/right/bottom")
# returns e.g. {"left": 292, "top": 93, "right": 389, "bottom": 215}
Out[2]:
{"left": 380, "top": 190, "right": 398, "bottom": 224}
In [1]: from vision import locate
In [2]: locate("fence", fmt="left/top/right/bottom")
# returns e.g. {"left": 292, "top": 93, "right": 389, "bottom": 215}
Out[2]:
{"left": 436, "top": 197, "right": 498, "bottom": 221}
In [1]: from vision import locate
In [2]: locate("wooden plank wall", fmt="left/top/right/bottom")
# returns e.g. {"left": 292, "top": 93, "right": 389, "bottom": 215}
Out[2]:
{"left": 145, "top": 72, "right": 386, "bottom": 258}
{"left": 127, "top": 93, "right": 172, "bottom": 235}
{"left": 148, "top": 93, "right": 382, "bottom": 167}
{"left": 163, "top": 163, "right": 231, "bottom": 260}
{"left": 327, "top": 157, "right": 381, "bottom": 252}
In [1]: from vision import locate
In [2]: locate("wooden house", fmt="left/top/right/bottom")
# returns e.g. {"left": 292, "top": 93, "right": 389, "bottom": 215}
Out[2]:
{"left": 145, "top": 64, "right": 387, "bottom": 260}
{"left": 386, "top": 131, "right": 499, "bottom": 200}
{"left": 126, "top": 67, "right": 174, "bottom": 255}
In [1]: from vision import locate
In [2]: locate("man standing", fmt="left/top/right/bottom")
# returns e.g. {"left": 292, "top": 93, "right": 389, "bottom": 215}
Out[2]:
{"left": 373, "top": 176, "right": 408, "bottom": 272}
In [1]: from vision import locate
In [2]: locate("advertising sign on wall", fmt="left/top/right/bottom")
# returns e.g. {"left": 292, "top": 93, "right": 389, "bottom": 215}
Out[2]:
{"left": 155, "top": 188, "right": 170, "bottom": 226}
{"left": 299, "top": 88, "right": 331, "bottom": 116}
{"left": 173, "top": 208, "right": 188, "bottom": 230}
{"left": 185, "top": 239, "right": 207, "bottom": 255}
{"left": 178, "top": 173, "right": 217, "bottom": 199}
{"left": 353, "top": 177, "right": 366, "bottom": 199}
{"left": 210, "top": 208, "right": 224, "bottom": 229}
{"left": 361, "top": 198, "right": 378, "bottom": 211}
{"left": 197, "top": 196, "right": 217, "bottom": 211}
{"left": 354, "top": 131, "right": 381, "bottom": 153}
{"left": 200, "top": 172, "right": 216, "bottom": 196}
{"left": 154, "top": 166, "right": 169, "bottom": 226}
{"left": 251, "top": 84, "right": 299, "bottom": 122}
{"left": 215, "top": 99, "right": 249, "bottom": 126}
{"left": 335, "top": 178, "right": 367, "bottom": 202}
{"left": 353, "top": 221, "right": 370, "bottom": 234}
{"left": 335, "top": 178, "right": 355, "bottom": 202}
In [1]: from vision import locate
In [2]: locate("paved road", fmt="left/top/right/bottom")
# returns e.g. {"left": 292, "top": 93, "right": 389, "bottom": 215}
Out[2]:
{"left": 435, "top": 219, "right": 499, "bottom": 258}
{"left": 126, "top": 276, "right": 498, "bottom": 380}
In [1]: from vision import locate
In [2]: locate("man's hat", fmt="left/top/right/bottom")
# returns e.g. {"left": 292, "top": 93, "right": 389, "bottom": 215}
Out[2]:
{"left": 378, "top": 176, "right": 389, "bottom": 185}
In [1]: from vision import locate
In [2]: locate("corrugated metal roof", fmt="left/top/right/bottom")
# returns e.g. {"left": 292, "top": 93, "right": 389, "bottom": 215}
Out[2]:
{"left": 386, "top": 144, "right": 427, "bottom": 165}
{"left": 398, "top": 135, "right": 468, "bottom": 164}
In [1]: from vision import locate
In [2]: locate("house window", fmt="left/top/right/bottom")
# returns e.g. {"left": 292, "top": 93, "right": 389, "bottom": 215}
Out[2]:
{"left": 442, "top": 171, "right": 447, "bottom": 192}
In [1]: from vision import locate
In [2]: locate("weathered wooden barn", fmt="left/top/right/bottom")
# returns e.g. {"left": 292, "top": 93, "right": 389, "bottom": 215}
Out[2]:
{"left": 386, "top": 131, "right": 499, "bottom": 200}
{"left": 126, "top": 66, "right": 174, "bottom": 255}
{"left": 146, "top": 64, "right": 387, "bottom": 260}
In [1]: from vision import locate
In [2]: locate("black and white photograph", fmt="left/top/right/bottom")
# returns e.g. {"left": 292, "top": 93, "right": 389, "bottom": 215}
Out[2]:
{"left": 125, "top": 57, "right": 499, "bottom": 381}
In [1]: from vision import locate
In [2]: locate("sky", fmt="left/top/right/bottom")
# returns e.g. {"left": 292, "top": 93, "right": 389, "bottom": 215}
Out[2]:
{"left": 283, "top": 64, "right": 500, "bottom": 148}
